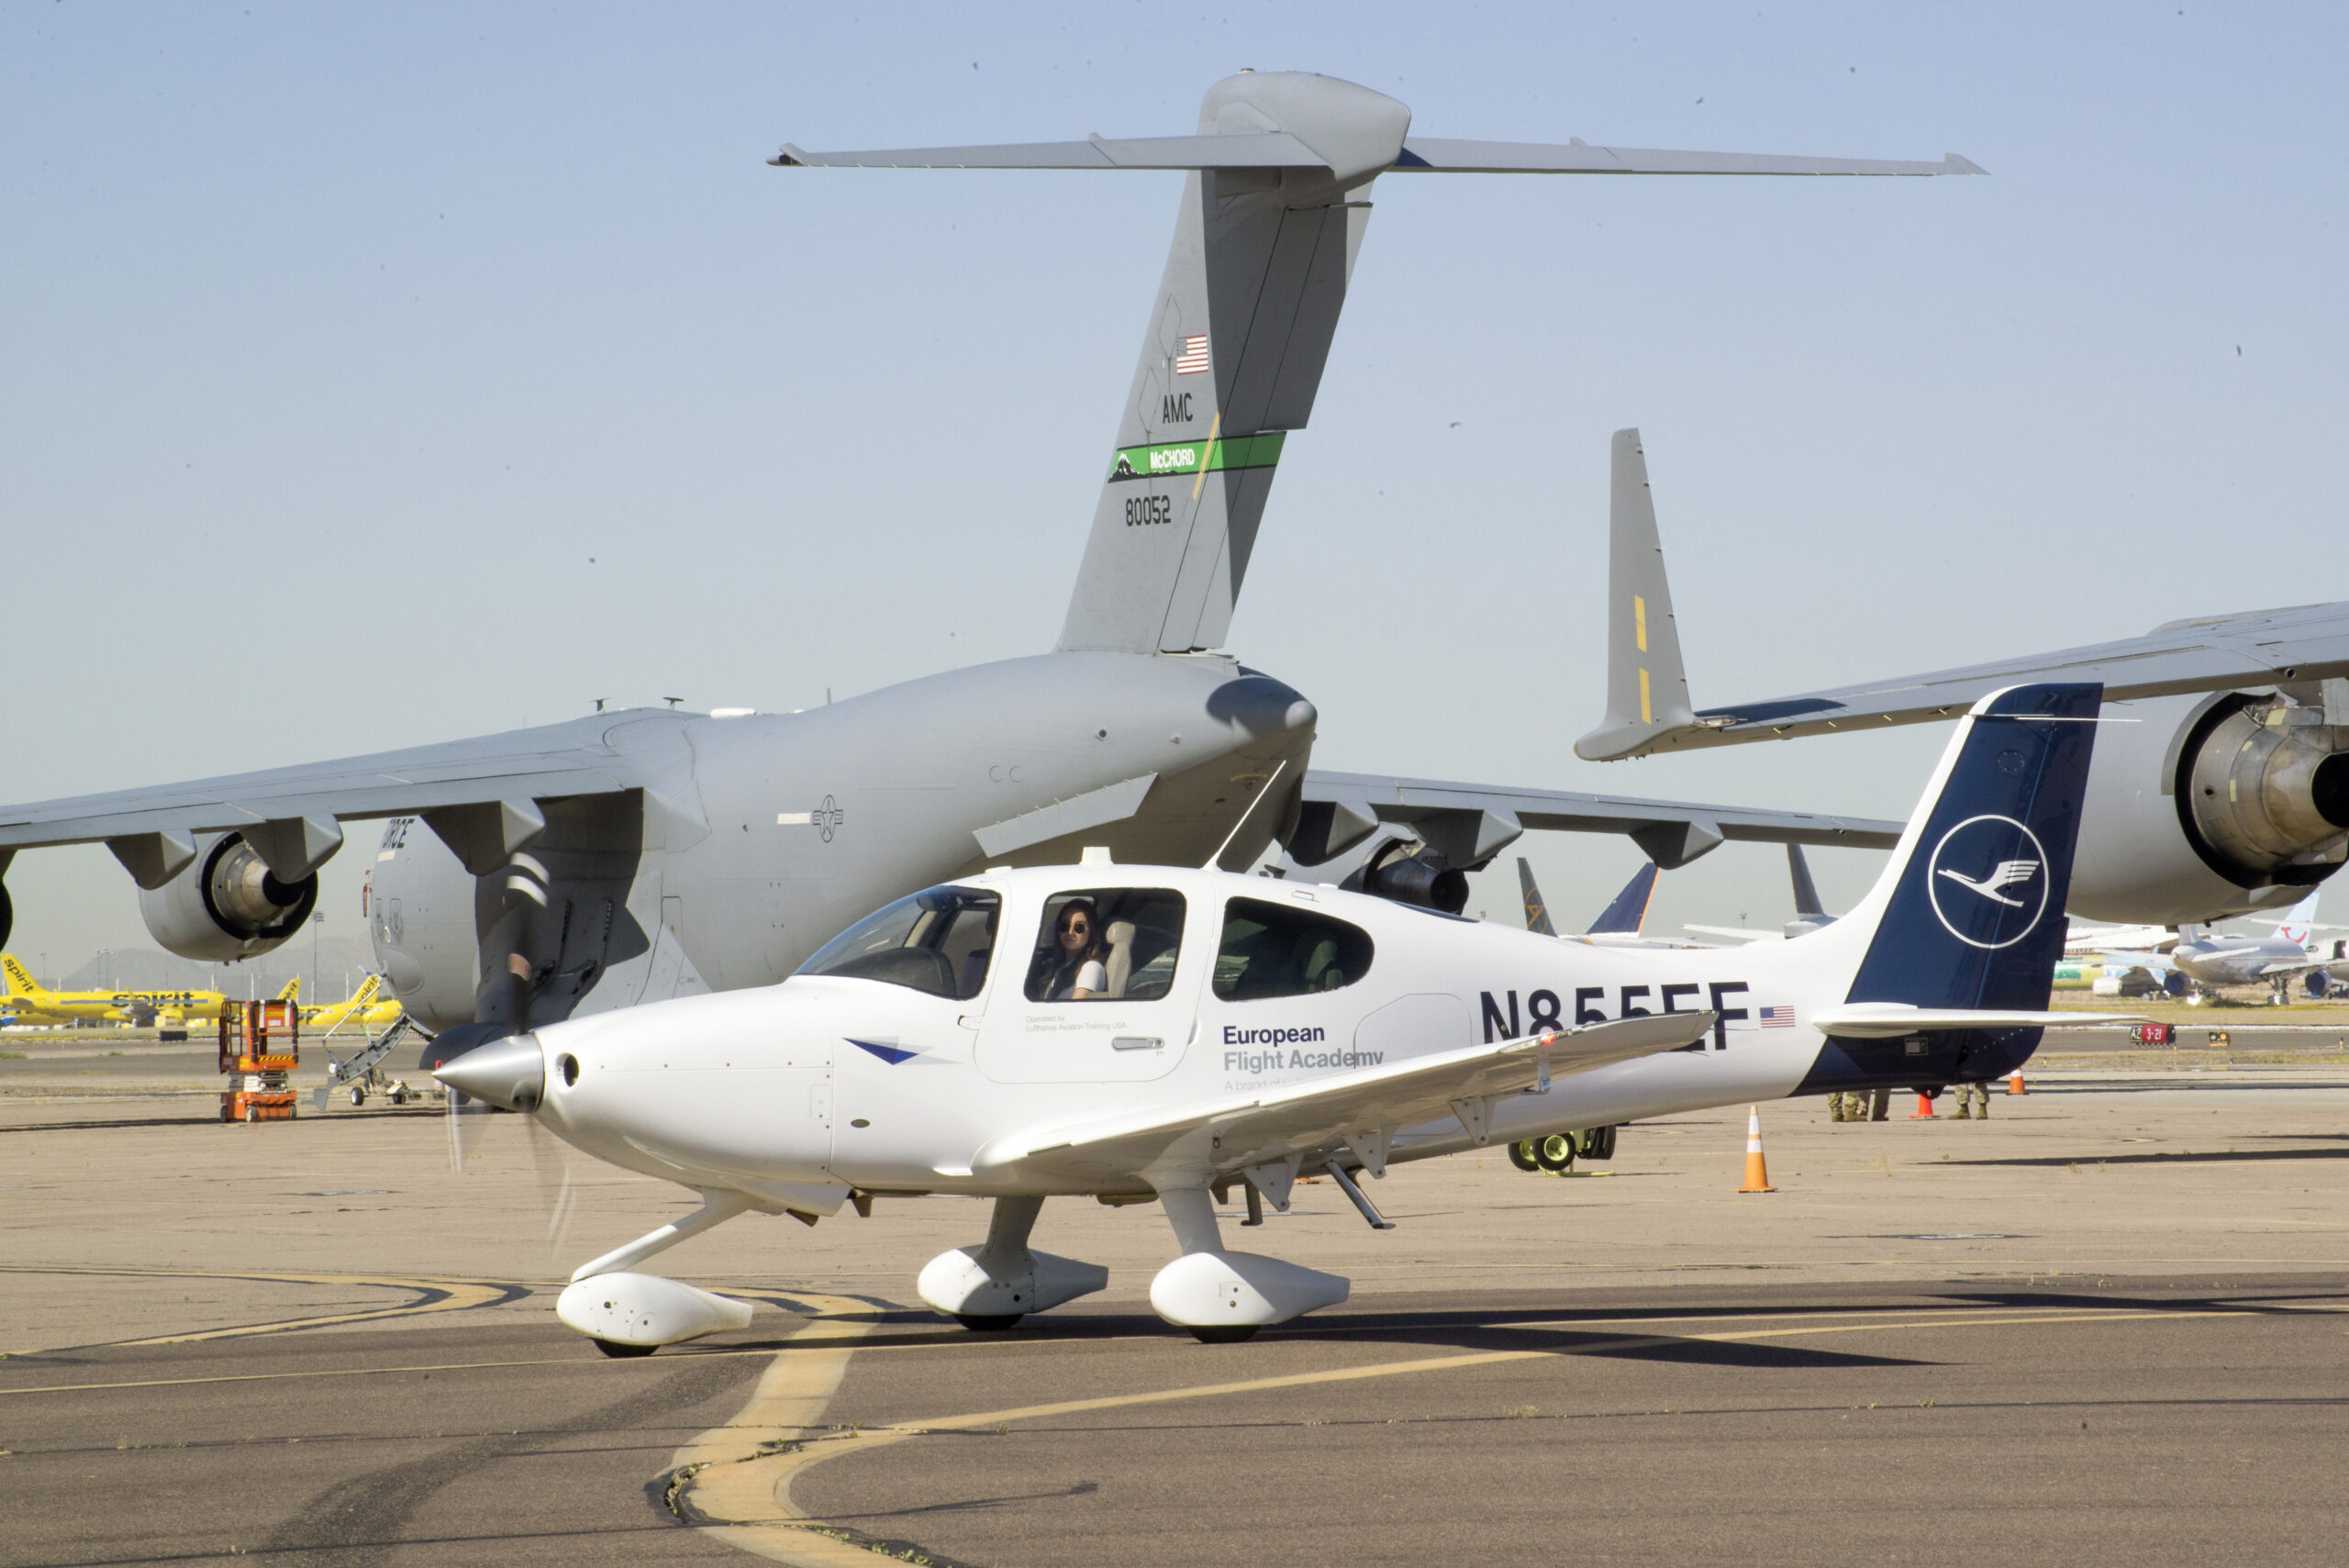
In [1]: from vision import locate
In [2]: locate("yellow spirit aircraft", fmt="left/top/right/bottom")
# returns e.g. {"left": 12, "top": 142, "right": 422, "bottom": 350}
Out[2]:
{"left": 299, "top": 973, "right": 403, "bottom": 1034}
{"left": 0, "top": 955, "right": 295, "bottom": 1029}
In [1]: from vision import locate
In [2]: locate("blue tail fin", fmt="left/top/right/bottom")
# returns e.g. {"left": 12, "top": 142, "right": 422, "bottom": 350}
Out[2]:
{"left": 1586, "top": 862, "right": 1659, "bottom": 937}
{"left": 1516, "top": 857, "right": 1556, "bottom": 937}
{"left": 1842, "top": 683, "right": 2103, "bottom": 1011}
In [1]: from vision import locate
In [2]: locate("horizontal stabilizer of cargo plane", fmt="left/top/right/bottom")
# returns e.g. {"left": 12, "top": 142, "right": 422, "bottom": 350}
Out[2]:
{"left": 778, "top": 73, "right": 1980, "bottom": 660}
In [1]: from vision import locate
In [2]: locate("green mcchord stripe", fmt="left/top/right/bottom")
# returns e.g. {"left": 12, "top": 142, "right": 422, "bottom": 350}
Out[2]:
{"left": 1108, "top": 431, "right": 1286, "bottom": 482}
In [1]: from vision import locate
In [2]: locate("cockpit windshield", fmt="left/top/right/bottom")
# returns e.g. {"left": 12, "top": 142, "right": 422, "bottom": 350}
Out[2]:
{"left": 795, "top": 885, "right": 1000, "bottom": 1001}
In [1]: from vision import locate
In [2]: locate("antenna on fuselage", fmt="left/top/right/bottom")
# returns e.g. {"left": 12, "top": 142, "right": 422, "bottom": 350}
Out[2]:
{"left": 1201, "top": 759, "right": 1290, "bottom": 872}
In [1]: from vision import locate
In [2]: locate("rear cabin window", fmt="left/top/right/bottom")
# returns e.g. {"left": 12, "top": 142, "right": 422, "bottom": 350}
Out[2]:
{"left": 1024, "top": 888, "right": 1187, "bottom": 1003}
{"left": 795, "top": 885, "right": 1000, "bottom": 1001}
{"left": 1213, "top": 897, "right": 1374, "bottom": 1001}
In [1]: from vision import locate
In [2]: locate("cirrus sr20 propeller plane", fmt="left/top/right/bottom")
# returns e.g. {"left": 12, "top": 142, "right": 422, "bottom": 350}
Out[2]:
{"left": 441, "top": 683, "right": 2138, "bottom": 1352}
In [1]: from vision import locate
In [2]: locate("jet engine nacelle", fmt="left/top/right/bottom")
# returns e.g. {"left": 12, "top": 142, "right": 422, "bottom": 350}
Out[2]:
{"left": 2069, "top": 692, "right": 2349, "bottom": 924}
{"left": 137, "top": 831, "right": 319, "bottom": 962}
{"left": 1350, "top": 838, "right": 1471, "bottom": 915}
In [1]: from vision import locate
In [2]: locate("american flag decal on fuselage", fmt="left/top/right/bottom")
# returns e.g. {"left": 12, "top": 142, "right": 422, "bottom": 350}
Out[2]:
{"left": 1174, "top": 335, "right": 1210, "bottom": 374}
{"left": 1758, "top": 1006, "right": 1795, "bottom": 1028}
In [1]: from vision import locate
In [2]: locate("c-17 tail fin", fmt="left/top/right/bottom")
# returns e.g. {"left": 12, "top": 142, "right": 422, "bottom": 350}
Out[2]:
{"left": 1578, "top": 429, "right": 1700, "bottom": 760}
{"left": 774, "top": 80, "right": 1978, "bottom": 657}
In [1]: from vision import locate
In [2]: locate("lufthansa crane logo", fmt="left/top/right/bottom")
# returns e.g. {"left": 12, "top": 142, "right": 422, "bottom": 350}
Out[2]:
{"left": 1925, "top": 814, "right": 2049, "bottom": 951}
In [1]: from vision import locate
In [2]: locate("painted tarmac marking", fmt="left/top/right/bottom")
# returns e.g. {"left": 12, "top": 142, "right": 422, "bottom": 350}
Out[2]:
{"left": 0, "top": 1294, "right": 863, "bottom": 1396}
{"left": 0, "top": 1264, "right": 524, "bottom": 1347}
{"left": 667, "top": 1294, "right": 893, "bottom": 1567}
{"left": 9, "top": 1291, "right": 2326, "bottom": 1401}
{"left": 673, "top": 1302, "right": 2259, "bottom": 1565}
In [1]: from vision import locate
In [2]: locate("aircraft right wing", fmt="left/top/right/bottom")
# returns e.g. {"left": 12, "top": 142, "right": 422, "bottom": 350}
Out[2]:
{"left": 971, "top": 1010, "right": 1714, "bottom": 1185}
{"left": 1573, "top": 428, "right": 2349, "bottom": 760}
{"left": 1297, "top": 769, "right": 1901, "bottom": 873}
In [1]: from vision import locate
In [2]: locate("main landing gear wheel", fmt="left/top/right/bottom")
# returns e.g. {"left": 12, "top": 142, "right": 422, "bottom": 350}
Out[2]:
{"left": 349, "top": 1087, "right": 365, "bottom": 1107}
{"left": 1534, "top": 1134, "right": 1575, "bottom": 1173}
{"left": 1187, "top": 1324, "right": 1259, "bottom": 1344}
{"left": 1507, "top": 1140, "right": 1539, "bottom": 1172}
{"left": 592, "top": 1338, "right": 659, "bottom": 1359}
{"left": 954, "top": 1313, "right": 1024, "bottom": 1331}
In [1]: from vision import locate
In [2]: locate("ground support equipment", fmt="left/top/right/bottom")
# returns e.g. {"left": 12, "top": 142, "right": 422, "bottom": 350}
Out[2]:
{"left": 219, "top": 999, "right": 299, "bottom": 1122}
{"left": 319, "top": 1015, "right": 425, "bottom": 1108}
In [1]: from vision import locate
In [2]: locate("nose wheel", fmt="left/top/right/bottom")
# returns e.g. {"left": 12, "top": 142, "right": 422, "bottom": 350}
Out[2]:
{"left": 1187, "top": 1324, "right": 1259, "bottom": 1344}
{"left": 593, "top": 1338, "right": 659, "bottom": 1359}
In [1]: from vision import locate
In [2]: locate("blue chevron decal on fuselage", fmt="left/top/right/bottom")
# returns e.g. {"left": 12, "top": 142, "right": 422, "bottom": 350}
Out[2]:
{"left": 849, "top": 1038, "right": 918, "bottom": 1065}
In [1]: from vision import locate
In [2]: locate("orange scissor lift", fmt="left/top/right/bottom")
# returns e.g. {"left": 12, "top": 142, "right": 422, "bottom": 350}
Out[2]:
{"left": 219, "top": 998, "right": 300, "bottom": 1122}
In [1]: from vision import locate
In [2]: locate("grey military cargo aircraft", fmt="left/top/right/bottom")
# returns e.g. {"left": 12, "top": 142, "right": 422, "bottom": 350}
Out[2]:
{"left": 0, "top": 72, "right": 1978, "bottom": 1057}
{"left": 1571, "top": 428, "right": 2349, "bottom": 924}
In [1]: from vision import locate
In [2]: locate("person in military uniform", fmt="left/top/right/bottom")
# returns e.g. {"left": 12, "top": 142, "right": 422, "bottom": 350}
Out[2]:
{"left": 1949, "top": 1079, "right": 1989, "bottom": 1119}
{"left": 1828, "top": 1090, "right": 1854, "bottom": 1121}
{"left": 1868, "top": 1086, "right": 1892, "bottom": 1121}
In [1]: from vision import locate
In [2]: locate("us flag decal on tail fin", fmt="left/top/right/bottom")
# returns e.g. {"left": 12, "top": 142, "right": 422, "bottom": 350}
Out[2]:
{"left": 1174, "top": 334, "right": 1210, "bottom": 374}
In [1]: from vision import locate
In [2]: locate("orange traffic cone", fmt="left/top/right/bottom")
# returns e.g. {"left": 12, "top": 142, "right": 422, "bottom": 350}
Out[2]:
{"left": 1909, "top": 1092, "right": 1937, "bottom": 1119}
{"left": 2008, "top": 1068, "right": 2027, "bottom": 1095}
{"left": 1738, "top": 1106, "right": 1776, "bottom": 1193}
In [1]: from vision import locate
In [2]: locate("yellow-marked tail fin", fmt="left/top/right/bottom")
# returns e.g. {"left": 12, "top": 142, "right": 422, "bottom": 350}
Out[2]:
{"left": 275, "top": 976, "right": 301, "bottom": 1003}
{"left": 2, "top": 954, "right": 50, "bottom": 999}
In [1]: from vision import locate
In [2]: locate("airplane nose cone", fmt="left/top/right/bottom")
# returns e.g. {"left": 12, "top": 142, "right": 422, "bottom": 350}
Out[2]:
{"left": 433, "top": 1032, "right": 546, "bottom": 1112}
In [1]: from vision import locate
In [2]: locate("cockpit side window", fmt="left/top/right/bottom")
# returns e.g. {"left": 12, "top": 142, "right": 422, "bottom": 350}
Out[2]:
{"left": 1213, "top": 897, "right": 1375, "bottom": 1001}
{"left": 796, "top": 885, "right": 1000, "bottom": 1001}
{"left": 1025, "top": 888, "right": 1187, "bottom": 1003}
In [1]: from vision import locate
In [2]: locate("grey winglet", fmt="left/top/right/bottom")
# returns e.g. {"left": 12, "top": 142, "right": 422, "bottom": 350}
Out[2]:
{"left": 1787, "top": 844, "right": 1827, "bottom": 920}
{"left": 1574, "top": 429, "right": 1704, "bottom": 761}
{"left": 1944, "top": 152, "right": 1990, "bottom": 175}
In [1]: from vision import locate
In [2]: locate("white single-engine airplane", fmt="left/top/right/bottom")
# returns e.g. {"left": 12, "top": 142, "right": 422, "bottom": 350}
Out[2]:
{"left": 441, "top": 684, "right": 2132, "bottom": 1352}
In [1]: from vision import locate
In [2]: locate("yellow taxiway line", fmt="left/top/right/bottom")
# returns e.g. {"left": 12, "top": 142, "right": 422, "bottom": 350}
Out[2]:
{"left": 669, "top": 1301, "right": 2259, "bottom": 1566}
{"left": 0, "top": 1263, "right": 519, "bottom": 1347}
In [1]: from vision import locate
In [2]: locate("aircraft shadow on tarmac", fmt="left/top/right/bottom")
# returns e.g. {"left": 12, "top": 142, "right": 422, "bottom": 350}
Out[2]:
{"left": 1946, "top": 1143, "right": 2349, "bottom": 1169}
{"left": 1943, "top": 1283, "right": 2343, "bottom": 1317}
{"left": 707, "top": 1302, "right": 1934, "bottom": 1370}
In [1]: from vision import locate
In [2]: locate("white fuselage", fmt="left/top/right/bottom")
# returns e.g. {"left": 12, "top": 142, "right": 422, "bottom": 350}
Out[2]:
{"left": 524, "top": 864, "right": 1876, "bottom": 1207}
{"left": 2167, "top": 932, "right": 2317, "bottom": 987}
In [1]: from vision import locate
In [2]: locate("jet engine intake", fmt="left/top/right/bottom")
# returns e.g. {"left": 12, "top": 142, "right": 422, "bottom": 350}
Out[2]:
{"left": 2180, "top": 695, "right": 2349, "bottom": 883}
{"left": 2070, "top": 692, "right": 2349, "bottom": 924}
{"left": 137, "top": 831, "right": 318, "bottom": 962}
{"left": 1354, "top": 840, "right": 1471, "bottom": 915}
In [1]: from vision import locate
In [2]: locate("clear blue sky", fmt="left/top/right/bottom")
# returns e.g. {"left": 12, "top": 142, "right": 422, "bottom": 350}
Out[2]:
{"left": 5, "top": 2, "right": 2343, "bottom": 970}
